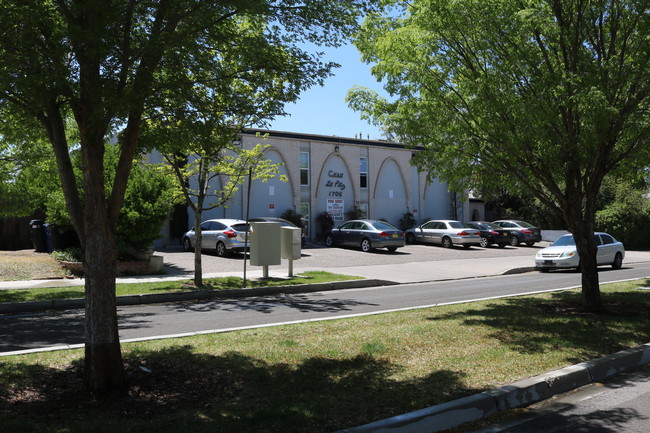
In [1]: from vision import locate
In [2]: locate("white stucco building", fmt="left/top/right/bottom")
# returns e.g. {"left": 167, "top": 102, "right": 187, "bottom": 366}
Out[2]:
{"left": 154, "top": 129, "right": 472, "bottom": 247}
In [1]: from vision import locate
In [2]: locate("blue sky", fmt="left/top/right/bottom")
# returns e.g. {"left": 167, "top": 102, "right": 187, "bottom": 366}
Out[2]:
{"left": 267, "top": 43, "right": 386, "bottom": 140}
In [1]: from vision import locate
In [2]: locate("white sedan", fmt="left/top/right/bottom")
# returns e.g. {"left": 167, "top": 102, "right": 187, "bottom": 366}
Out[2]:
{"left": 535, "top": 232, "right": 624, "bottom": 271}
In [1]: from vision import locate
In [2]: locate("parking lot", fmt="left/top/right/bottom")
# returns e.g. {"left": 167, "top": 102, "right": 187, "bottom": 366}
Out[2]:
{"left": 157, "top": 241, "right": 550, "bottom": 277}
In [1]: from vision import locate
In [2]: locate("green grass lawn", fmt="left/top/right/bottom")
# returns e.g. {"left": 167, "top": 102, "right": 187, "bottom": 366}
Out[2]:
{"left": 2, "top": 279, "right": 649, "bottom": 433}
{"left": 0, "top": 271, "right": 363, "bottom": 303}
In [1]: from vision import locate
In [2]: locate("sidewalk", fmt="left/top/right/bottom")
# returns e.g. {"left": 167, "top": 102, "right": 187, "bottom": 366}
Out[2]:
{"left": 0, "top": 254, "right": 537, "bottom": 291}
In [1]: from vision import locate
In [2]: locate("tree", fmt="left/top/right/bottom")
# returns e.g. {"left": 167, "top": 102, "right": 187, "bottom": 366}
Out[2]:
{"left": 154, "top": 133, "right": 284, "bottom": 287}
{"left": 348, "top": 0, "right": 649, "bottom": 312}
{"left": 0, "top": 0, "right": 375, "bottom": 391}
{"left": 45, "top": 144, "right": 178, "bottom": 255}
{"left": 0, "top": 112, "right": 61, "bottom": 218}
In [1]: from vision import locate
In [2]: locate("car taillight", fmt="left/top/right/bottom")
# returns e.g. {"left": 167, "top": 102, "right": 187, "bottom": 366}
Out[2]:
{"left": 379, "top": 232, "right": 389, "bottom": 238}
{"left": 522, "top": 229, "right": 534, "bottom": 234}
{"left": 457, "top": 231, "right": 470, "bottom": 236}
{"left": 224, "top": 230, "right": 237, "bottom": 238}
{"left": 490, "top": 231, "right": 499, "bottom": 235}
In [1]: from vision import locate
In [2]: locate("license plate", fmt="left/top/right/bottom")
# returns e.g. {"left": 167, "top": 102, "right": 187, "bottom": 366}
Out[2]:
{"left": 392, "top": 234, "right": 398, "bottom": 238}
{"left": 544, "top": 260, "right": 553, "bottom": 265}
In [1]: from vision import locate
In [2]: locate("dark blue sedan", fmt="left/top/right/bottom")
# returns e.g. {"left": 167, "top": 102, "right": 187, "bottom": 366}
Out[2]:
{"left": 325, "top": 219, "right": 405, "bottom": 252}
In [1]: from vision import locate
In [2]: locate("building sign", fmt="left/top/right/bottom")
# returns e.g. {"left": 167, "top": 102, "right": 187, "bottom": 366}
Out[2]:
{"left": 327, "top": 199, "right": 345, "bottom": 221}
{"left": 325, "top": 170, "right": 346, "bottom": 197}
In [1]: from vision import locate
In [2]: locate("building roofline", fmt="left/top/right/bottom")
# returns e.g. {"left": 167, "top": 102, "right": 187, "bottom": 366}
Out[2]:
{"left": 241, "top": 128, "right": 410, "bottom": 150}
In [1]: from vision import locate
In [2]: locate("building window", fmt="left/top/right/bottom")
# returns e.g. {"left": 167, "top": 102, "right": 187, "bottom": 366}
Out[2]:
{"left": 300, "top": 152, "right": 309, "bottom": 186}
{"left": 360, "top": 157, "right": 368, "bottom": 189}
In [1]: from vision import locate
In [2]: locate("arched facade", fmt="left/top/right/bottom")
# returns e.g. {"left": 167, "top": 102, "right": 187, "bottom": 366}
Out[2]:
{"left": 372, "top": 158, "right": 408, "bottom": 225}
{"left": 249, "top": 149, "right": 294, "bottom": 218}
{"left": 154, "top": 129, "right": 476, "bottom": 248}
{"left": 314, "top": 153, "right": 356, "bottom": 223}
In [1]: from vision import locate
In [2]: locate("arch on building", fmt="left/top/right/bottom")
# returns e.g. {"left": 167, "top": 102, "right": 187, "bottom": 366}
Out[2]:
{"left": 314, "top": 153, "right": 356, "bottom": 224}
{"left": 249, "top": 149, "right": 294, "bottom": 218}
{"left": 421, "top": 178, "right": 450, "bottom": 221}
{"left": 371, "top": 157, "right": 409, "bottom": 226}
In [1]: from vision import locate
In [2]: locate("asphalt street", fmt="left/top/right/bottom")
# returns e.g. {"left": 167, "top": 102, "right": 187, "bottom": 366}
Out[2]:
{"left": 2, "top": 259, "right": 650, "bottom": 354}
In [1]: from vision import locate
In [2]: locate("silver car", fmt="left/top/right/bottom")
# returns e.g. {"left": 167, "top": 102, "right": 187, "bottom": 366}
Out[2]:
{"left": 535, "top": 232, "right": 624, "bottom": 271}
{"left": 405, "top": 220, "right": 481, "bottom": 248}
{"left": 182, "top": 218, "right": 249, "bottom": 257}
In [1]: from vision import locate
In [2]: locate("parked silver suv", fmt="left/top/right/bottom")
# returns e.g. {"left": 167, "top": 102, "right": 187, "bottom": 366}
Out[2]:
{"left": 182, "top": 219, "right": 249, "bottom": 257}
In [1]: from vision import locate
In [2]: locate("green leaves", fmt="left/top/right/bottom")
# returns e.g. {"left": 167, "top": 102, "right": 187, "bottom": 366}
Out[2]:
{"left": 349, "top": 0, "right": 649, "bottom": 206}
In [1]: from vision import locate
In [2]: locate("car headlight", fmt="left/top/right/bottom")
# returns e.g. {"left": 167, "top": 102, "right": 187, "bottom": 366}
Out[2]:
{"left": 560, "top": 250, "right": 576, "bottom": 258}
{"left": 536, "top": 252, "right": 543, "bottom": 258}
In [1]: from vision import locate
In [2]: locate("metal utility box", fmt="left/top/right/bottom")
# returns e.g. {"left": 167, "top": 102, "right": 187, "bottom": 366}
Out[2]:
{"left": 250, "top": 222, "right": 281, "bottom": 266}
{"left": 281, "top": 227, "right": 302, "bottom": 260}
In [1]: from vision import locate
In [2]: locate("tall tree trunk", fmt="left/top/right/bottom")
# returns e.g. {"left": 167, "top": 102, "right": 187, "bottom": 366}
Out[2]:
{"left": 83, "top": 223, "right": 124, "bottom": 391}
{"left": 193, "top": 207, "right": 203, "bottom": 287}
{"left": 571, "top": 216, "right": 604, "bottom": 313}
{"left": 80, "top": 131, "right": 125, "bottom": 391}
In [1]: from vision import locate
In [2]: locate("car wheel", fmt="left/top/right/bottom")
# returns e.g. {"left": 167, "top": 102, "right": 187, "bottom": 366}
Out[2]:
{"left": 612, "top": 252, "right": 623, "bottom": 270}
{"left": 441, "top": 237, "right": 452, "bottom": 248}
{"left": 406, "top": 233, "right": 416, "bottom": 244}
{"left": 510, "top": 236, "right": 520, "bottom": 247}
{"left": 182, "top": 237, "right": 192, "bottom": 252}
{"left": 479, "top": 237, "right": 489, "bottom": 248}
{"left": 325, "top": 234, "right": 334, "bottom": 247}
{"left": 526, "top": 242, "right": 536, "bottom": 247}
{"left": 387, "top": 246, "right": 398, "bottom": 252}
{"left": 216, "top": 241, "right": 228, "bottom": 257}
{"left": 361, "top": 238, "right": 372, "bottom": 252}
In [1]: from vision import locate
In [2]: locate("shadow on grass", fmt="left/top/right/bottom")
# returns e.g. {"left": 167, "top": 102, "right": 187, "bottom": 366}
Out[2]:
{"left": 1, "top": 346, "right": 474, "bottom": 433}
{"left": 429, "top": 281, "right": 650, "bottom": 364}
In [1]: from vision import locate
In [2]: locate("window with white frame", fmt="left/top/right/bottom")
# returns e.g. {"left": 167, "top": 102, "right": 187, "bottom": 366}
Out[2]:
{"left": 360, "top": 157, "right": 368, "bottom": 189}
{"left": 300, "top": 152, "right": 309, "bottom": 186}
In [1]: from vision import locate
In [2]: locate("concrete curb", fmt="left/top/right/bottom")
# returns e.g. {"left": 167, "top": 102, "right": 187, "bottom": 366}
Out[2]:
{"left": 336, "top": 343, "right": 650, "bottom": 433}
{"left": 0, "top": 278, "right": 397, "bottom": 314}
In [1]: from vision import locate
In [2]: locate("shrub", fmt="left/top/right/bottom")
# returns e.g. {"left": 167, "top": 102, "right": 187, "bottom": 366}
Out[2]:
{"left": 398, "top": 212, "right": 416, "bottom": 231}
{"left": 280, "top": 209, "right": 303, "bottom": 228}
{"left": 51, "top": 247, "right": 83, "bottom": 262}
{"left": 317, "top": 211, "right": 335, "bottom": 239}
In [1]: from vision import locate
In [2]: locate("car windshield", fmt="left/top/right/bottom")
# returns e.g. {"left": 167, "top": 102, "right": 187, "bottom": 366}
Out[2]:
{"left": 482, "top": 222, "right": 502, "bottom": 229}
{"left": 372, "top": 221, "right": 399, "bottom": 231}
{"left": 517, "top": 221, "right": 535, "bottom": 228}
{"left": 551, "top": 235, "right": 575, "bottom": 246}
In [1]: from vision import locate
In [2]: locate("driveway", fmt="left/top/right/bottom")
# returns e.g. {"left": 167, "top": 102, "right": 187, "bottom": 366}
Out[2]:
{"left": 158, "top": 242, "right": 550, "bottom": 283}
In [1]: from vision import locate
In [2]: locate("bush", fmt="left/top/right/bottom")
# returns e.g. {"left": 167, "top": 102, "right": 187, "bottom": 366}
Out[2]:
{"left": 398, "top": 212, "right": 416, "bottom": 231}
{"left": 45, "top": 145, "right": 177, "bottom": 253}
{"left": 51, "top": 247, "right": 83, "bottom": 262}
{"left": 116, "top": 163, "right": 176, "bottom": 252}
{"left": 280, "top": 209, "right": 303, "bottom": 228}
{"left": 596, "top": 180, "right": 650, "bottom": 249}
{"left": 317, "top": 211, "right": 335, "bottom": 239}
{"left": 345, "top": 206, "right": 366, "bottom": 220}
